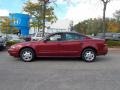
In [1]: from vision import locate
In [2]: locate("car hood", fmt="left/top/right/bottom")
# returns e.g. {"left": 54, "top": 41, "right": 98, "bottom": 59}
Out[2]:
{"left": 15, "top": 41, "right": 43, "bottom": 46}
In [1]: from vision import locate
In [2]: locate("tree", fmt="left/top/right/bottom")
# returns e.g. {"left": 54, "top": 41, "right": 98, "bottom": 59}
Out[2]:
{"left": 113, "top": 10, "right": 120, "bottom": 32}
{"left": 113, "top": 10, "right": 120, "bottom": 21}
{"left": 30, "top": 18, "right": 38, "bottom": 33}
{"left": 100, "top": 0, "right": 111, "bottom": 38}
{"left": 0, "top": 17, "right": 18, "bottom": 34}
{"left": 23, "top": 0, "right": 57, "bottom": 36}
{"left": 107, "top": 20, "right": 119, "bottom": 33}
{"left": 74, "top": 18, "right": 103, "bottom": 35}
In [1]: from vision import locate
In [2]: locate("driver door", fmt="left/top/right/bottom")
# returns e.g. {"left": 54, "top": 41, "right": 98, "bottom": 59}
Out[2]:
{"left": 38, "top": 33, "right": 63, "bottom": 57}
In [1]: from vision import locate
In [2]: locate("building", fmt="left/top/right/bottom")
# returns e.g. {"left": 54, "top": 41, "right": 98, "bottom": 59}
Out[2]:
{"left": 9, "top": 13, "right": 30, "bottom": 36}
{"left": 0, "top": 13, "right": 30, "bottom": 36}
{"left": 29, "top": 19, "right": 74, "bottom": 34}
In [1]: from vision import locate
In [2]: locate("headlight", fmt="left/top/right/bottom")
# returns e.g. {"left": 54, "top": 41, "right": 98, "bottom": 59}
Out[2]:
{"left": 11, "top": 45, "right": 22, "bottom": 49}
{"left": 11, "top": 46, "right": 16, "bottom": 49}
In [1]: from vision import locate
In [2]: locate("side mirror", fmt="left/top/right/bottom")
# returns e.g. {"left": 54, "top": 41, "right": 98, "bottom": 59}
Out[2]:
{"left": 57, "top": 38, "right": 62, "bottom": 41}
{"left": 43, "top": 38, "right": 49, "bottom": 42}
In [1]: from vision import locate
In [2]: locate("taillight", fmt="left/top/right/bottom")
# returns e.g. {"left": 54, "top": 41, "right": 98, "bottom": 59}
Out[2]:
{"left": 104, "top": 40, "right": 107, "bottom": 46}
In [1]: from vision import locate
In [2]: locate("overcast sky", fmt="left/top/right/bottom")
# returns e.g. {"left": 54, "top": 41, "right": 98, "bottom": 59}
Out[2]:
{"left": 0, "top": 0, "right": 120, "bottom": 24}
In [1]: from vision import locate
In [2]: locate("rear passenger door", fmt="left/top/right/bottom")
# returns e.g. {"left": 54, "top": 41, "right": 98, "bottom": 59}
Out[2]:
{"left": 59, "top": 33, "right": 84, "bottom": 56}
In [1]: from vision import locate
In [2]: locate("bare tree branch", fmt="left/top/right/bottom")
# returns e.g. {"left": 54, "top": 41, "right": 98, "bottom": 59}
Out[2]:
{"left": 101, "top": 0, "right": 111, "bottom": 3}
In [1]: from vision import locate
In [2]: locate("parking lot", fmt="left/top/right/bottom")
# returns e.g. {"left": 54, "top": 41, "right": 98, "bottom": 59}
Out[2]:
{"left": 0, "top": 49, "right": 120, "bottom": 90}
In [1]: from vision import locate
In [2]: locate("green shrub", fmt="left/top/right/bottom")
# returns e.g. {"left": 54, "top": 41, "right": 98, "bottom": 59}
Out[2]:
{"left": 106, "top": 40, "right": 120, "bottom": 47}
{"left": 6, "top": 41, "right": 19, "bottom": 46}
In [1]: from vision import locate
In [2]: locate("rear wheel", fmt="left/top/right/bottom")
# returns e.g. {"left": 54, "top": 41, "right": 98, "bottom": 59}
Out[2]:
{"left": 20, "top": 48, "right": 35, "bottom": 62}
{"left": 82, "top": 48, "right": 96, "bottom": 62}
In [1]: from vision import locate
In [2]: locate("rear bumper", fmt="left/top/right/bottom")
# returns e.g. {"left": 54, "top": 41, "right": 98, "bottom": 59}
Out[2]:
{"left": 0, "top": 43, "right": 5, "bottom": 47}
{"left": 97, "top": 45, "right": 108, "bottom": 55}
{"left": 0, "top": 45, "right": 5, "bottom": 50}
{"left": 0, "top": 46, "right": 4, "bottom": 48}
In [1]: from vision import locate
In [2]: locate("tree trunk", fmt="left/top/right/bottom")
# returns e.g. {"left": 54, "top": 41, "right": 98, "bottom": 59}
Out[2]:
{"left": 42, "top": 1, "right": 46, "bottom": 37}
{"left": 37, "top": 20, "right": 40, "bottom": 32}
{"left": 102, "top": 2, "right": 107, "bottom": 38}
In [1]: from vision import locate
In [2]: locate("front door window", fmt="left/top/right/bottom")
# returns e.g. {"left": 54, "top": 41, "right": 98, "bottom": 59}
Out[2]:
{"left": 48, "top": 34, "right": 62, "bottom": 41}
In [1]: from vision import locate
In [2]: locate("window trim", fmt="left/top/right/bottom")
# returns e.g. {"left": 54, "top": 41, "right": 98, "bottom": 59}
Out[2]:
{"left": 63, "top": 33, "right": 85, "bottom": 41}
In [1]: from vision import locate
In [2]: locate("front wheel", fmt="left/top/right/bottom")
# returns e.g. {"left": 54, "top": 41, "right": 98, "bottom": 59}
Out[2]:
{"left": 20, "top": 48, "right": 35, "bottom": 62}
{"left": 82, "top": 49, "right": 96, "bottom": 62}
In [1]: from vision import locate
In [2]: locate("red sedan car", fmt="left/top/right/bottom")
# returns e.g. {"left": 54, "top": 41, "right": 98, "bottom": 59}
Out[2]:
{"left": 8, "top": 32, "right": 108, "bottom": 62}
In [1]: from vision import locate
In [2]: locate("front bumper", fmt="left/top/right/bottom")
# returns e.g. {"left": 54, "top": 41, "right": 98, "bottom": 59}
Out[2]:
{"left": 8, "top": 48, "right": 19, "bottom": 57}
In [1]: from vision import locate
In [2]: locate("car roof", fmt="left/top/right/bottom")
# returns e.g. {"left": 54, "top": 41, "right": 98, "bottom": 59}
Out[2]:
{"left": 52, "top": 31, "right": 80, "bottom": 35}
{"left": 44, "top": 31, "right": 87, "bottom": 38}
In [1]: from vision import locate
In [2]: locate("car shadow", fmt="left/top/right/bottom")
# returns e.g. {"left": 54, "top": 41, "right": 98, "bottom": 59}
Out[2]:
{"left": 32, "top": 56, "right": 110, "bottom": 63}
{"left": 95, "top": 55, "right": 112, "bottom": 63}
{"left": 11, "top": 55, "right": 111, "bottom": 63}
{"left": 34, "top": 57, "right": 82, "bottom": 62}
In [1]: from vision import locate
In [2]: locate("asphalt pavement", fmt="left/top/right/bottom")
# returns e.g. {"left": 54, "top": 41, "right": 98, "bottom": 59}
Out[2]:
{"left": 0, "top": 49, "right": 120, "bottom": 90}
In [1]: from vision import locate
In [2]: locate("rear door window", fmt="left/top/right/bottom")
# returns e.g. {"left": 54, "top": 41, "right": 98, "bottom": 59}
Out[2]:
{"left": 64, "top": 33, "right": 84, "bottom": 41}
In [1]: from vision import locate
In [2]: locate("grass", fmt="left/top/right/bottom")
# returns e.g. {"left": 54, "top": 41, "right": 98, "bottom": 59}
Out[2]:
{"left": 106, "top": 40, "right": 120, "bottom": 48}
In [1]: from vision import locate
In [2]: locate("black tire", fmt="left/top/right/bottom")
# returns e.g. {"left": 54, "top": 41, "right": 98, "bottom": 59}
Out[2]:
{"left": 82, "top": 48, "right": 96, "bottom": 62}
{"left": 20, "top": 48, "right": 35, "bottom": 62}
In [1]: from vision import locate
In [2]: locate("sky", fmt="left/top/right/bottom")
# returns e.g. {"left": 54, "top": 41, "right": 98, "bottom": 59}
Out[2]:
{"left": 0, "top": 0, "right": 120, "bottom": 24}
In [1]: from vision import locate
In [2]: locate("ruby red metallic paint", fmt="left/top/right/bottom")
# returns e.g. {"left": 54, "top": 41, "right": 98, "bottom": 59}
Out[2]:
{"left": 8, "top": 32, "right": 108, "bottom": 59}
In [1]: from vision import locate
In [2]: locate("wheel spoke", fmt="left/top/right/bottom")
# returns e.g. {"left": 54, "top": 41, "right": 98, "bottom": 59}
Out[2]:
{"left": 22, "top": 50, "right": 32, "bottom": 61}
{"left": 84, "top": 50, "right": 95, "bottom": 62}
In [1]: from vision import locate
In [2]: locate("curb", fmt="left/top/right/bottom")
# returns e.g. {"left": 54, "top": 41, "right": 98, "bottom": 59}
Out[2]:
{"left": 108, "top": 48, "right": 120, "bottom": 51}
